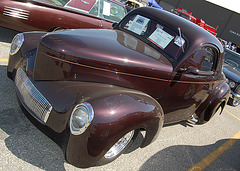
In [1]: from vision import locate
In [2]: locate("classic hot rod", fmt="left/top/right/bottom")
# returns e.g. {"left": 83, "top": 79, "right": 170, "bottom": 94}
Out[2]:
{"left": 7, "top": 7, "right": 229, "bottom": 168}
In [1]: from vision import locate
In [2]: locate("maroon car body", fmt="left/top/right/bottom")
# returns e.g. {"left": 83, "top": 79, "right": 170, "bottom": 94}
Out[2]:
{"left": 7, "top": 7, "right": 229, "bottom": 168}
{"left": 0, "top": 0, "right": 127, "bottom": 32}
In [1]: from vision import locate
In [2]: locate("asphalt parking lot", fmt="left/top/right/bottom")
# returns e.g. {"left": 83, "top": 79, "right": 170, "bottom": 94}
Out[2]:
{"left": 0, "top": 26, "right": 240, "bottom": 170}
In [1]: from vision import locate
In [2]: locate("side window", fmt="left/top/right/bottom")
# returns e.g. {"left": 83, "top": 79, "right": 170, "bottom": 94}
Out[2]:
{"left": 191, "top": 47, "right": 216, "bottom": 72}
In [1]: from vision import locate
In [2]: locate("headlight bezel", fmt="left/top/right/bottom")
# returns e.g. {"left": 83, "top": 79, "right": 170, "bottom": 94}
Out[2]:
{"left": 70, "top": 102, "right": 94, "bottom": 135}
{"left": 10, "top": 33, "right": 24, "bottom": 55}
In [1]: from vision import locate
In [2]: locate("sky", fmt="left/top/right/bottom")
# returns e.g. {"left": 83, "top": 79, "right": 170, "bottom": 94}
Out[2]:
{"left": 206, "top": 0, "right": 240, "bottom": 13}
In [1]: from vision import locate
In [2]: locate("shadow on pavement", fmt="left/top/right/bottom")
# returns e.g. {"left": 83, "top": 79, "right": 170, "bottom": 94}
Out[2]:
{"left": 139, "top": 138, "right": 240, "bottom": 170}
{"left": 0, "top": 65, "right": 67, "bottom": 170}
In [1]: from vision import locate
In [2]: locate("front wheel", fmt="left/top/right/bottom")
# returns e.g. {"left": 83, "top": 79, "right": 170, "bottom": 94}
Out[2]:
{"left": 97, "top": 129, "right": 139, "bottom": 165}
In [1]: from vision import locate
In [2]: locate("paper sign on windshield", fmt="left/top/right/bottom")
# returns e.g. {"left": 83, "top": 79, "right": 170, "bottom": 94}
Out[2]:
{"left": 148, "top": 28, "right": 174, "bottom": 49}
{"left": 128, "top": 15, "right": 150, "bottom": 35}
{"left": 103, "top": 1, "right": 111, "bottom": 16}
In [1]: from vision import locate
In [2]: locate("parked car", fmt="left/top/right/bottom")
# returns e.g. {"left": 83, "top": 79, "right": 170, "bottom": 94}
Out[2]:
{"left": 7, "top": 7, "right": 229, "bottom": 168}
{"left": 0, "top": 0, "right": 127, "bottom": 32}
{"left": 223, "top": 48, "right": 240, "bottom": 106}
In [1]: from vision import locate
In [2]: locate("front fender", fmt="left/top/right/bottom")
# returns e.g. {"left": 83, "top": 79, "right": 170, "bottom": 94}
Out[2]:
{"left": 66, "top": 88, "right": 164, "bottom": 168}
{"left": 7, "top": 32, "right": 47, "bottom": 79}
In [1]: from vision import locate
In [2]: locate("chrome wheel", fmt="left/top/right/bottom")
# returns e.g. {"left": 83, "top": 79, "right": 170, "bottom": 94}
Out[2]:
{"left": 228, "top": 97, "right": 240, "bottom": 107}
{"left": 233, "top": 98, "right": 240, "bottom": 106}
{"left": 104, "top": 130, "right": 134, "bottom": 159}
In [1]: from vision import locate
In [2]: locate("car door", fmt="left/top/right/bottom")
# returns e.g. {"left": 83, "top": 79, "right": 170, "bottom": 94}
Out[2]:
{"left": 159, "top": 45, "right": 219, "bottom": 124}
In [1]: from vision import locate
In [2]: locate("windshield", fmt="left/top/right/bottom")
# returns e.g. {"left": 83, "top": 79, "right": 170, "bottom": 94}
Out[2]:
{"left": 42, "top": 0, "right": 69, "bottom": 6}
{"left": 224, "top": 50, "right": 240, "bottom": 70}
{"left": 89, "top": 0, "right": 126, "bottom": 22}
{"left": 120, "top": 14, "right": 187, "bottom": 60}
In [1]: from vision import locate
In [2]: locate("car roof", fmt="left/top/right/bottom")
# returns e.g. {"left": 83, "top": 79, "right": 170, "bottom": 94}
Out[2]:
{"left": 131, "top": 7, "right": 223, "bottom": 53}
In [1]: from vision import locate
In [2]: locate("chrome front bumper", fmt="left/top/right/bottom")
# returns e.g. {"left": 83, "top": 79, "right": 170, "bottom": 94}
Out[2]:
{"left": 15, "top": 68, "right": 52, "bottom": 123}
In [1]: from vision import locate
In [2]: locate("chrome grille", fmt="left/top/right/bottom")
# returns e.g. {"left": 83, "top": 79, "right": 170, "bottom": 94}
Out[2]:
{"left": 3, "top": 6, "right": 29, "bottom": 20}
{"left": 15, "top": 68, "right": 52, "bottom": 123}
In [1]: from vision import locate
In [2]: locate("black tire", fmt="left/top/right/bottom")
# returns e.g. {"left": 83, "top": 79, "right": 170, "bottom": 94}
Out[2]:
{"left": 97, "top": 129, "right": 139, "bottom": 166}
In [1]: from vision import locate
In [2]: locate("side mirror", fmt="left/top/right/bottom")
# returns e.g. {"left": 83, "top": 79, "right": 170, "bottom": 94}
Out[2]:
{"left": 186, "top": 66, "right": 200, "bottom": 75}
{"left": 180, "top": 66, "right": 199, "bottom": 75}
{"left": 112, "top": 22, "right": 118, "bottom": 29}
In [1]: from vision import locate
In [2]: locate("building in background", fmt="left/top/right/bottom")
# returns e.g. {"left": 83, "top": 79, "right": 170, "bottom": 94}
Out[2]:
{"left": 157, "top": 0, "right": 240, "bottom": 46}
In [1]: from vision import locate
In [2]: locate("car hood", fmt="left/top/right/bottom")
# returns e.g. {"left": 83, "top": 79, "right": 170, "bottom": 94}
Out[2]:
{"left": 223, "top": 63, "right": 240, "bottom": 83}
{"left": 34, "top": 29, "right": 173, "bottom": 81}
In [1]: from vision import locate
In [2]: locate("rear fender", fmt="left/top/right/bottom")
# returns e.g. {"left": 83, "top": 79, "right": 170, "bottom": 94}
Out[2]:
{"left": 198, "top": 82, "right": 230, "bottom": 123}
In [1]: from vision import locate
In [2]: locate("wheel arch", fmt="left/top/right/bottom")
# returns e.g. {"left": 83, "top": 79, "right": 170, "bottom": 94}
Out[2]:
{"left": 86, "top": 89, "right": 164, "bottom": 155}
{"left": 197, "top": 81, "right": 230, "bottom": 124}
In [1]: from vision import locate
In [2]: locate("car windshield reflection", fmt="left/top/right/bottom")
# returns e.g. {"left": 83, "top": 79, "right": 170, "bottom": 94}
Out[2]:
{"left": 89, "top": 0, "right": 126, "bottom": 22}
{"left": 120, "top": 14, "right": 187, "bottom": 60}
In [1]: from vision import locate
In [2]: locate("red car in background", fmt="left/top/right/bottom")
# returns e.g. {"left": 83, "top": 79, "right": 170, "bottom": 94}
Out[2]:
{"left": 172, "top": 7, "right": 218, "bottom": 36}
{"left": 0, "top": 0, "right": 127, "bottom": 32}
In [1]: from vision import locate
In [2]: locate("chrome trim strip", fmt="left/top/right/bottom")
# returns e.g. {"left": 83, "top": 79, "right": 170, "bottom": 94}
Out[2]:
{"left": 3, "top": 6, "right": 29, "bottom": 20}
{"left": 64, "top": 6, "right": 89, "bottom": 13}
{"left": 45, "top": 53, "right": 226, "bottom": 84}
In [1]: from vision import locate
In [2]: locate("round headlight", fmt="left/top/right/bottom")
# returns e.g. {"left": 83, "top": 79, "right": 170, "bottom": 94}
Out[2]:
{"left": 229, "top": 81, "right": 236, "bottom": 88}
{"left": 70, "top": 102, "right": 94, "bottom": 135}
{"left": 10, "top": 33, "right": 24, "bottom": 55}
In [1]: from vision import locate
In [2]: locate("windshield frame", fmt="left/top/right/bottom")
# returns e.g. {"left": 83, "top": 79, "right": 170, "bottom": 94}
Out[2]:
{"left": 116, "top": 12, "right": 189, "bottom": 62}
